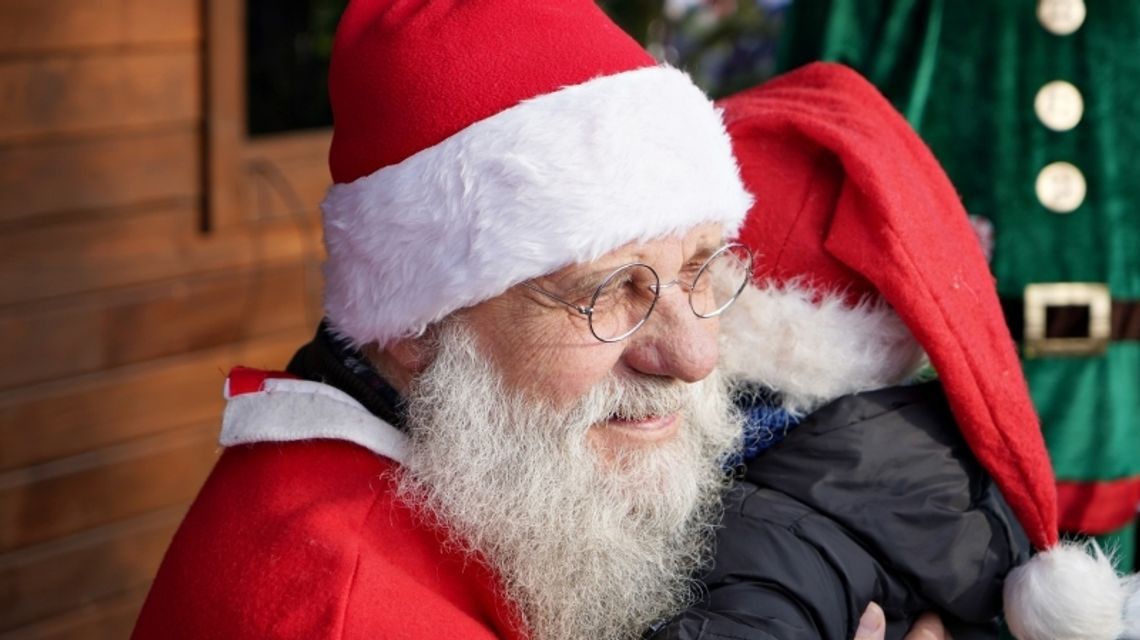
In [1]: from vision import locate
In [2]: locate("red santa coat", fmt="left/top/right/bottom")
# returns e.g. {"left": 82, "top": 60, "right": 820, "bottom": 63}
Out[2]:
{"left": 131, "top": 369, "right": 527, "bottom": 639}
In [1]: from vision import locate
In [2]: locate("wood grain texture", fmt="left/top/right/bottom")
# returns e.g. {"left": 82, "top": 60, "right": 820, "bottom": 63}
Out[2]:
{"left": 0, "top": 506, "right": 183, "bottom": 632}
{"left": 0, "top": 3, "right": 343, "bottom": 636}
{"left": 0, "top": 50, "right": 200, "bottom": 141}
{"left": 122, "top": 0, "right": 201, "bottom": 47}
{"left": 0, "top": 204, "right": 322, "bottom": 307}
{"left": 0, "top": 586, "right": 149, "bottom": 640}
{"left": 243, "top": 130, "right": 332, "bottom": 224}
{"left": 0, "top": 0, "right": 199, "bottom": 55}
{"left": 0, "top": 127, "right": 199, "bottom": 223}
{"left": 245, "top": 156, "right": 330, "bottom": 226}
{"left": 0, "top": 423, "right": 218, "bottom": 552}
{"left": 0, "top": 262, "right": 319, "bottom": 390}
{"left": 204, "top": 0, "right": 245, "bottom": 231}
{"left": 0, "top": 328, "right": 309, "bottom": 471}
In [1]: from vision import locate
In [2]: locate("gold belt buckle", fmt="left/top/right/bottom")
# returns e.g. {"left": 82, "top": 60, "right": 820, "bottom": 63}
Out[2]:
{"left": 1023, "top": 282, "right": 1111, "bottom": 358}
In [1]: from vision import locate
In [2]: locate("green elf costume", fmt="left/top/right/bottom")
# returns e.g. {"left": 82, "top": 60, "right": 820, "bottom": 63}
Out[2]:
{"left": 776, "top": 0, "right": 1140, "bottom": 570}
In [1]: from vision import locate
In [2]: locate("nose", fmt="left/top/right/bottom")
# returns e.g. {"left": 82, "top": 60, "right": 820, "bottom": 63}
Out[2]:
{"left": 620, "top": 288, "right": 719, "bottom": 382}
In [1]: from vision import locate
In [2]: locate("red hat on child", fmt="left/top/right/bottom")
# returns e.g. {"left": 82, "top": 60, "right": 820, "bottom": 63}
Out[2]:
{"left": 718, "top": 62, "right": 1138, "bottom": 640}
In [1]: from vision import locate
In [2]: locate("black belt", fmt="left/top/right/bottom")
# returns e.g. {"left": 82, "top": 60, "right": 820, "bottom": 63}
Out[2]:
{"left": 1001, "top": 283, "right": 1140, "bottom": 357}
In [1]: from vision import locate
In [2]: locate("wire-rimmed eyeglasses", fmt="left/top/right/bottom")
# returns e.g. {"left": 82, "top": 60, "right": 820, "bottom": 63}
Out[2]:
{"left": 521, "top": 243, "right": 754, "bottom": 343}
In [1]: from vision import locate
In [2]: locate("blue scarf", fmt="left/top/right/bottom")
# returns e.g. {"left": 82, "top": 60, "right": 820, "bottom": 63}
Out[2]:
{"left": 736, "top": 385, "right": 802, "bottom": 462}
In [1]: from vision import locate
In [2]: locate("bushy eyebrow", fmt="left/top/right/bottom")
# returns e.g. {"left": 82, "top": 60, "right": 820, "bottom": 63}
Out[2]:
{"left": 552, "top": 267, "right": 622, "bottom": 301}
{"left": 539, "top": 240, "right": 724, "bottom": 298}
{"left": 686, "top": 243, "right": 719, "bottom": 265}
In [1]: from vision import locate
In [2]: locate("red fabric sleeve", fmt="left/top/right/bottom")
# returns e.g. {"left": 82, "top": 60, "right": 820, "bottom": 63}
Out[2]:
{"left": 131, "top": 441, "right": 524, "bottom": 639}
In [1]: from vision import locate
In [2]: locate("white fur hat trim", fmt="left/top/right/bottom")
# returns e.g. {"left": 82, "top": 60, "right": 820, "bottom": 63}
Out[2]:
{"left": 718, "top": 280, "right": 927, "bottom": 414}
{"left": 321, "top": 65, "right": 752, "bottom": 347}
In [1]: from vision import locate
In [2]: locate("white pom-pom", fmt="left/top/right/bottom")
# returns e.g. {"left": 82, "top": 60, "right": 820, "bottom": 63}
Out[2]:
{"left": 1123, "top": 572, "right": 1140, "bottom": 638}
{"left": 1003, "top": 542, "right": 1125, "bottom": 640}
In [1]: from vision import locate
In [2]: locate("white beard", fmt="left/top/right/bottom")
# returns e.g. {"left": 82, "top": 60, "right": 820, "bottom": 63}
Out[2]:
{"left": 395, "top": 323, "right": 742, "bottom": 640}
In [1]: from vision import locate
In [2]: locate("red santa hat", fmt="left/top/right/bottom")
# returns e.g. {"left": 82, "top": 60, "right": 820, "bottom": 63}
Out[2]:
{"left": 717, "top": 62, "right": 1139, "bottom": 640}
{"left": 320, "top": 0, "right": 752, "bottom": 348}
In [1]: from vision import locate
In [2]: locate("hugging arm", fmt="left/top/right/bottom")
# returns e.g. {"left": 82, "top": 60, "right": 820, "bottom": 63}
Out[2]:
{"left": 647, "top": 484, "right": 904, "bottom": 640}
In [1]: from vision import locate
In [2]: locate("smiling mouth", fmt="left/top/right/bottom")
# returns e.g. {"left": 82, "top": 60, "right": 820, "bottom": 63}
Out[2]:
{"left": 599, "top": 413, "right": 680, "bottom": 442}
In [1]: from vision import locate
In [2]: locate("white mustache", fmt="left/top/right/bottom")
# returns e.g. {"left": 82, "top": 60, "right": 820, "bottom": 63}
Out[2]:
{"left": 595, "top": 377, "right": 689, "bottom": 423}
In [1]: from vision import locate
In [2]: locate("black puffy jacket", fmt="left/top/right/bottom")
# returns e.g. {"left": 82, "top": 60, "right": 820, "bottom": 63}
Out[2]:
{"left": 649, "top": 382, "right": 1031, "bottom": 640}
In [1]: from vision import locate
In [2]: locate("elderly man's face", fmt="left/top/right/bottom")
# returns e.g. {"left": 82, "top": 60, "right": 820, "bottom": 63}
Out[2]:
{"left": 456, "top": 222, "right": 725, "bottom": 452}
{"left": 385, "top": 222, "right": 739, "bottom": 640}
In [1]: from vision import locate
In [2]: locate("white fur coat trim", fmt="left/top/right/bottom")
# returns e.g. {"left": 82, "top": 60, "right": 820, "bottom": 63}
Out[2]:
{"left": 321, "top": 65, "right": 753, "bottom": 347}
{"left": 220, "top": 378, "right": 408, "bottom": 463}
{"left": 718, "top": 280, "right": 927, "bottom": 414}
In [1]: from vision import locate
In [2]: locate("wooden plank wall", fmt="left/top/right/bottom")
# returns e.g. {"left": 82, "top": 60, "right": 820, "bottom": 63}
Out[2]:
{"left": 0, "top": 2, "right": 329, "bottom": 636}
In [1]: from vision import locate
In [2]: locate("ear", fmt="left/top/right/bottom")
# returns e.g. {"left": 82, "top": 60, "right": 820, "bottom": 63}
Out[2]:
{"left": 367, "top": 334, "right": 436, "bottom": 394}
{"left": 386, "top": 335, "right": 435, "bottom": 374}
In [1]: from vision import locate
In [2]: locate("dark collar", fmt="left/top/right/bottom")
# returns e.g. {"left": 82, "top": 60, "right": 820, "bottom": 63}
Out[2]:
{"left": 286, "top": 320, "right": 407, "bottom": 430}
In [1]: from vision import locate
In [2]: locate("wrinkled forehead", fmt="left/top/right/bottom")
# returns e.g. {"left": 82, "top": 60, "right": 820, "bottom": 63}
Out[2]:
{"left": 541, "top": 222, "right": 727, "bottom": 284}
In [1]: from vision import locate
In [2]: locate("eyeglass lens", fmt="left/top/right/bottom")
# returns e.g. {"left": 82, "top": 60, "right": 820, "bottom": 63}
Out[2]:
{"left": 588, "top": 263, "right": 659, "bottom": 342}
{"left": 585, "top": 245, "right": 753, "bottom": 342}
{"left": 690, "top": 244, "right": 753, "bottom": 318}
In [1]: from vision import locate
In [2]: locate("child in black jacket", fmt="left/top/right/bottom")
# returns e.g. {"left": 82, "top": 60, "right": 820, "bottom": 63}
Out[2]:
{"left": 654, "top": 381, "right": 1030, "bottom": 640}
{"left": 648, "top": 63, "right": 1138, "bottom": 640}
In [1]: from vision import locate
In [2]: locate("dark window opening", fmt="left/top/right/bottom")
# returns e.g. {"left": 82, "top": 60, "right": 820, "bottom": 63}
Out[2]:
{"left": 246, "top": 0, "right": 347, "bottom": 137}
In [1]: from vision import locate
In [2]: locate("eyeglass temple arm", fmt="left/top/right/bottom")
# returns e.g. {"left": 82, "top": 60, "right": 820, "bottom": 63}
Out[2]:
{"left": 520, "top": 282, "right": 592, "bottom": 315}
{"left": 648, "top": 280, "right": 683, "bottom": 293}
